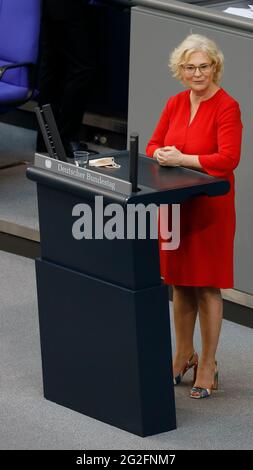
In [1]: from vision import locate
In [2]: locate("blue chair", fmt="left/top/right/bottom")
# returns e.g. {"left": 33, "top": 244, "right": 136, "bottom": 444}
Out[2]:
{"left": 0, "top": 0, "right": 41, "bottom": 110}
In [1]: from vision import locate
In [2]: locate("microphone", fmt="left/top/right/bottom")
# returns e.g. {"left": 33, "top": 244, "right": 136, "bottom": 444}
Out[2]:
{"left": 129, "top": 132, "right": 139, "bottom": 193}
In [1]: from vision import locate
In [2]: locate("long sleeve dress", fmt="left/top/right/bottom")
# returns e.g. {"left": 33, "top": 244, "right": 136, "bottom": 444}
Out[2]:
{"left": 146, "top": 88, "right": 243, "bottom": 288}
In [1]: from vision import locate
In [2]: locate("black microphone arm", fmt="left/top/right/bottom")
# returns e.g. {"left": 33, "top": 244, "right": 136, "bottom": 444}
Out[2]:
{"left": 129, "top": 132, "right": 139, "bottom": 193}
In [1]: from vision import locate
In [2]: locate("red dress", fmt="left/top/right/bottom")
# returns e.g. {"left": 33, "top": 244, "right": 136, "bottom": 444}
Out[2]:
{"left": 146, "top": 88, "right": 243, "bottom": 288}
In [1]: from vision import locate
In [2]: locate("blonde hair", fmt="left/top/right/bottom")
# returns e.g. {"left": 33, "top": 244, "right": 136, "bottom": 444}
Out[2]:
{"left": 169, "top": 34, "right": 224, "bottom": 85}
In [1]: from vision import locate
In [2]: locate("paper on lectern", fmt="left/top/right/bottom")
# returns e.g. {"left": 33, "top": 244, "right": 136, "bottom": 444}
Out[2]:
{"left": 88, "top": 157, "right": 120, "bottom": 168}
{"left": 223, "top": 7, "right": 253, "bottom": 19}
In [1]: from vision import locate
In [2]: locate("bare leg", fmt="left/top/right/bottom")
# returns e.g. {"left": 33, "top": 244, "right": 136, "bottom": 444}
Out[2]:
{"left": 173, "top": 285, "right": 198, "bottom": 376}
{"left": 194, "top": 287, "right": 223, "bottom": 388}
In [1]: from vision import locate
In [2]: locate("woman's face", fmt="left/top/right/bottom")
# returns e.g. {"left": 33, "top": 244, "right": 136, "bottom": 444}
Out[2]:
{"left": 181, "top": 51, "right": 216, "bottom": 93}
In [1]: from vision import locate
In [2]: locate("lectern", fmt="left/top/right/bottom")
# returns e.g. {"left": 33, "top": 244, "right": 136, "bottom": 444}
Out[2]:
{"left": 27, "top": 149, "right": 229, "bottom": 436}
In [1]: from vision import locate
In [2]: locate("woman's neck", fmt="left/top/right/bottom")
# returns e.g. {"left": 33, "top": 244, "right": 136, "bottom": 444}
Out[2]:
{"left": 190, "top": 84, "right": 220, "bottom": 105}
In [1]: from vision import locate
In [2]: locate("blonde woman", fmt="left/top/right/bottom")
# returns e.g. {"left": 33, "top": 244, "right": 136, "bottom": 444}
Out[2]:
{"left": 146, "top": 34, "right": 243, "bottom": 398}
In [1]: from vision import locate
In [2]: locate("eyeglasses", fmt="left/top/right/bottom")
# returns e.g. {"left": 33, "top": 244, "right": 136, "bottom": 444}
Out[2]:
{"left": 182, "top": 63, "right": 213, "bottom": 76}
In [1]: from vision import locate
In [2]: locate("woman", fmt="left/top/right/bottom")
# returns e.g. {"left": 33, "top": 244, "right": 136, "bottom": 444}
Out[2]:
{"left": 146, "top": 34, "right": 243, "bottom": 398}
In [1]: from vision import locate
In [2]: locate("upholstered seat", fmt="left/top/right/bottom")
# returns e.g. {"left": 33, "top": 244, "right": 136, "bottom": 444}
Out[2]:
{"left": 0, "top": 0, "right": 41, "bottom": 108}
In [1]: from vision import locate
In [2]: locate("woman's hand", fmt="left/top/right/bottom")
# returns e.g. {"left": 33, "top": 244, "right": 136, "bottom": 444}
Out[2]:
{"left": 154, "top": 146, "right": 183, "bottom": 167}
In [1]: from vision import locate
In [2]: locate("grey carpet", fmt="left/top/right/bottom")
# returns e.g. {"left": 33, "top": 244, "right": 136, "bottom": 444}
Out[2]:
{"left": 0, "top": 250, "right": 252, "bottom": 450}
{"left": 0, "top": 165, "right": 38, "bottom": 231}
{"left": 0, "top": 123, "right": 36, "bottom": 165}
{"left": 0, "top": 123, "right": 38, "bottom": 230}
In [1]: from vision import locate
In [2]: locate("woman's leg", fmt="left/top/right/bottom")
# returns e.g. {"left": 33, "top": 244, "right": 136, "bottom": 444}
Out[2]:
{"left": 194, "top": 287, "right": 223, "bottom": 387}
{"left": 173, "top": 285, "right": 198, "bottom": 376}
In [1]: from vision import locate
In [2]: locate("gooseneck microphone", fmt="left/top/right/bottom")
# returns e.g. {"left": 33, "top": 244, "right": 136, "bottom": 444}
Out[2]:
{"left": 129, "top": 132, "right": 139, "bottom": 193}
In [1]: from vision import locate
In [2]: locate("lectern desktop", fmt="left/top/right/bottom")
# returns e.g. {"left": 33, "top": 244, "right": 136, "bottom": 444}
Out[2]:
{"left": 27, "top": 137, "right": 229, "bottom": 436}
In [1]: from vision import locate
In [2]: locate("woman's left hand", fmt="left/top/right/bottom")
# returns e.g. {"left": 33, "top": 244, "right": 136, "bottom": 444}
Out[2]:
{"left": 156, "top": 146, "right": 183, "bottom": 167}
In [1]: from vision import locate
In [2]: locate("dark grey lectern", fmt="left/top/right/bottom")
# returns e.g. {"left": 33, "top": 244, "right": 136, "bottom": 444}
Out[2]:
{"left": 27, "top": 151, "right": 229, "bottom": 436}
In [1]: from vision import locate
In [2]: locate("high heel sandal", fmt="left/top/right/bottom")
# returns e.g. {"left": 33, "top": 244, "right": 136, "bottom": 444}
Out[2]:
{"left": 190, "top": 361, "right": 218, "bottom": 399}
{"left": 173, "top": 351, "right": 198, "bottom": 385}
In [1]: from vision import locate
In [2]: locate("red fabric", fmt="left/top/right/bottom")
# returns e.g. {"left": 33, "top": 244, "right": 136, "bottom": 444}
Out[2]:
{"left": 146, "top": 88, "right": 243, "bottom": 288}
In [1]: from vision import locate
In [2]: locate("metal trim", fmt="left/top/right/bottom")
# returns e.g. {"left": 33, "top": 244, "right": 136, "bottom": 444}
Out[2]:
{"left": 34, "top": 153, "right": 133, "bottom": 196}
{"left": 221, "top": 289, "right": 253, "bottom": 309}
{"left": 134, "top": 0, "right": 253, "bottom": 33}
{"left": 0, "top": 220, "right": 40, "bottom": 242}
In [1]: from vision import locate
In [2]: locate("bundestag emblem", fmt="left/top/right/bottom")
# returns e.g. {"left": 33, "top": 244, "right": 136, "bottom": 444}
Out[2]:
{"left": 45, "top": 159, "right": 52, "bottom": 169}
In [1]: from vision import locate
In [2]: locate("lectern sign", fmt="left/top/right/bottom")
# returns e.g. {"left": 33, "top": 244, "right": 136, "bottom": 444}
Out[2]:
{"left": 35, "top": 153, "right": 132, "bottom": 196}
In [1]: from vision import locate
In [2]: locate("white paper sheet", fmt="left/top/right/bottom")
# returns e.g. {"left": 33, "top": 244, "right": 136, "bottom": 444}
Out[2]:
{"left": 223, "top": 7, "right": 253, "bottom": 19}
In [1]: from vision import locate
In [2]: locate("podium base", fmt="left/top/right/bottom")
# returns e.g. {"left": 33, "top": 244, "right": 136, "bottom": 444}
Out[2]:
{"left": 36, "top": 258, "right": 176, "bottom": 436}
